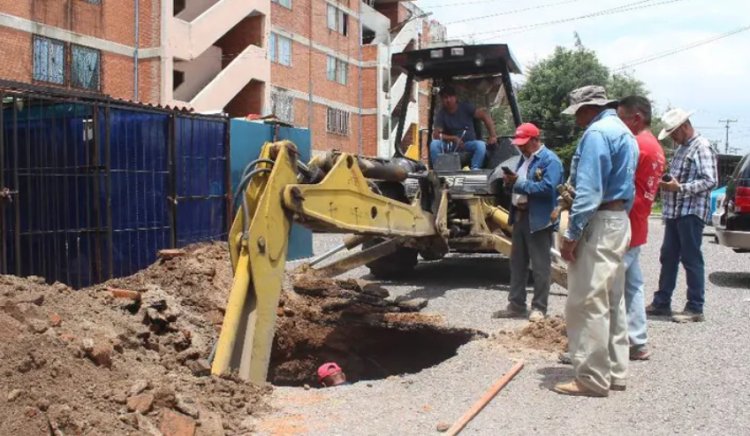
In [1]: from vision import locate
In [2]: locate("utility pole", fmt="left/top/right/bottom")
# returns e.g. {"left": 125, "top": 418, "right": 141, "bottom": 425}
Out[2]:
{"left": 718, "top": 119, "right": 737, "bottom": 154}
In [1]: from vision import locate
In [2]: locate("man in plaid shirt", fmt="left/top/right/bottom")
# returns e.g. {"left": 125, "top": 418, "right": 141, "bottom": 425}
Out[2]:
{"left": 648, "top": 108, "right": 717, "bottom": 323}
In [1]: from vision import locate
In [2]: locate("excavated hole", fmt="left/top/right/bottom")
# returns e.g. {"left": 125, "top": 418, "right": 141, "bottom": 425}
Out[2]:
{"left": 269, "top": 322, "right": 475, "bottom": 387}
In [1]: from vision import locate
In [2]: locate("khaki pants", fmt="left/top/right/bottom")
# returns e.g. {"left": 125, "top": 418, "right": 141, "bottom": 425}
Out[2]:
{"left": 566, "top": 211, "right": 630, "bottom": 395}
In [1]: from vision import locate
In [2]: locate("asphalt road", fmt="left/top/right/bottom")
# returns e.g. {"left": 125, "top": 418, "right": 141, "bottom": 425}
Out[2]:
{"left": 255, "top": 219, "right": 750, "bottom": 435}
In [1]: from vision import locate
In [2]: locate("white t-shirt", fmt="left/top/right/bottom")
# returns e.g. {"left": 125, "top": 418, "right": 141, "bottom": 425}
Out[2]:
{"left": 511, "top": 146, "right": 544, "bottom": 207}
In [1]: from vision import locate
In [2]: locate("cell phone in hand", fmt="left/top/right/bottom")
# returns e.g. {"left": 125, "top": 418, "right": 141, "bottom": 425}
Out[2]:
{"left": 502, "top": 166, "right": 515, "bottom": 175}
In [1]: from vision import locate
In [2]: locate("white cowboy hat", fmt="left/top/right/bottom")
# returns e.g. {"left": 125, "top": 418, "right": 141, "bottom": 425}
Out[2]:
{"left": 561, "top": 85, "right": 618, "bottom": 116}
{"left": 658, "top": 108, "right": 695, "bottom": 140}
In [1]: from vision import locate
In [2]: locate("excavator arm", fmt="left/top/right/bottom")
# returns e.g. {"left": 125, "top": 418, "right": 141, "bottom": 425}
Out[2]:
{"left": 212, "top": 142, "right": 440, "bottom": 382}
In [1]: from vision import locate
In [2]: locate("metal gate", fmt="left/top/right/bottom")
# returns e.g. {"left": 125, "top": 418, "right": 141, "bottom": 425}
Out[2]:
{"left": 0, "top": 83, "right": 229, "bottom": 288}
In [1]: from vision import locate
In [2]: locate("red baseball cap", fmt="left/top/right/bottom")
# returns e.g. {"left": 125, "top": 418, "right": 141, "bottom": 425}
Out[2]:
{"left": 317, "top": 362, "right": 342, "bottom": 381}
{"left": 512, "top": 123, "right": 540, "bottom": 145}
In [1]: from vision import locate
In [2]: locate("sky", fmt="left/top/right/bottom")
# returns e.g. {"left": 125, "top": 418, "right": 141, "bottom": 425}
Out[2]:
{"left": 413, "top": 0, "right": 750, "bottom": 155}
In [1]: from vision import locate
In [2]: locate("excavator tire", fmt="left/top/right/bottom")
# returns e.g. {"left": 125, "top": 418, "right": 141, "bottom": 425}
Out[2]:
{"left": 364, "top": 182, "right": 419, "bottom": 278}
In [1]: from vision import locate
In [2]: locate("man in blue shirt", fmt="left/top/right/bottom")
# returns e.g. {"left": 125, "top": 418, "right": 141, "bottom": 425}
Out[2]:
{"left": 553, "top": 86, "right": 638, "bottom": 398}
{"left": 430, "top": 85, "right": 498, "bottom": 170}
{"left": 492, "top": 123, "right": 564, "bottom": 322}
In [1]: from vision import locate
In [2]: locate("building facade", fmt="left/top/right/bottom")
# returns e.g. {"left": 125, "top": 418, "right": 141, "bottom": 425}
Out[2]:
{"left": 0, "top": 0, "right": 161, "bottom": 102}
{"left": 0, "top": 0, "right": 443, "bottom": 156}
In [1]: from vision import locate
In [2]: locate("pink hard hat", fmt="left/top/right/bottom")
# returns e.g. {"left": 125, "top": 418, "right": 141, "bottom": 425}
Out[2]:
{"left": 317, "top": 362, "right": 343, "bottom": 381}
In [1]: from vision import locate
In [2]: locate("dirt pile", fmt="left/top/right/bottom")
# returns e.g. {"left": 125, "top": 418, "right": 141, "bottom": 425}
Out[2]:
{"left": 270, "top": 272, "right": 484, "bottom": 387}
{"left": 0, "top": 242, "right": 269, "bottom": 436}
{"left": 491, "top": 316, "right": 568, "bottom": 355}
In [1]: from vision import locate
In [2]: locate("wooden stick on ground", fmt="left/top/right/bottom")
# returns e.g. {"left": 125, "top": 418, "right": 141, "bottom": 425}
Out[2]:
{"left": 444, "top": 360, "right": 525, "bottom": 436}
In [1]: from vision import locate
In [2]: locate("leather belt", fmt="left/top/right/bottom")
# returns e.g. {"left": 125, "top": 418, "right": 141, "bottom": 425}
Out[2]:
{"left": 598, "top": 200, "right": 626, "bottom": 211}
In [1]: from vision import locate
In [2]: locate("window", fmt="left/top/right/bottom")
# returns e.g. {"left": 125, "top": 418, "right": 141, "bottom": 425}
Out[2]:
{"left": 326, "top": 4, "right": 348, "bottom": 35}
{"left": 270, "top": 90, "right": 294, "bottom": 124}
{"left": 33, "top": 36, "right": 65, "bottom": 85}
{"left": 269, "top": 32, "right": 292, "bottom": 66}
{"left": 326, "top": 55, "right": 347, "bottom": 85}
{"left": 271, "top": 0, "right": 292, "bottom": 8}
{"left": 71, "top": 45, "right": 101, "bottom": 90}
{"left": 327, "top": 107, "right": 349, "bottom": 136}
{"left": 173, "top": 70, "right": 185, "bottom": 89}
{"left": 174, "top": 0, "right": 186, "bottom": 15}
{"left": 84, "top": 0, "right": 102, "bottom": 4}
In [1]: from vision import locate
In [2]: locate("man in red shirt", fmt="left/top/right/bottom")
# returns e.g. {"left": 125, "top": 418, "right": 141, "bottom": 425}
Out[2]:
{"left": 617, "top": 96, "right": 665, "bottom": 360}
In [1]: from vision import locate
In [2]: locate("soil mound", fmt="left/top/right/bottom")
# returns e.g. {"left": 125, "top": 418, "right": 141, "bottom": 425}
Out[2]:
{"left": 0, "top": 242, "right": 269, "bottom": 436}
{"left": 492, "top": 316, "right": 568, "bottom": 355}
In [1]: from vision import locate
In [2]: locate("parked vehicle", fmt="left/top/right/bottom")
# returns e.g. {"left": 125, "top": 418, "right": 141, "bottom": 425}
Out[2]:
{"left": 715, "top": 151, "right": 750, "bottom": 252}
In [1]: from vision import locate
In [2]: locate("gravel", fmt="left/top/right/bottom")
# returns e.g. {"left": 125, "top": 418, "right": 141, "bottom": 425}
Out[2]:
{"left": 261, "top": 219, "right": 750, "bottom": 435}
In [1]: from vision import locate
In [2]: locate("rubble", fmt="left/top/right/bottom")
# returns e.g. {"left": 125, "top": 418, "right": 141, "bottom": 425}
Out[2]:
{"left": 160, "top": 409, "right": 197, "bottom": 436}
{"left": 127, "top": 393, "right": 155, "bottom": 414}
{"left": 0, "top": 242, "right": 270, "bottom": 435}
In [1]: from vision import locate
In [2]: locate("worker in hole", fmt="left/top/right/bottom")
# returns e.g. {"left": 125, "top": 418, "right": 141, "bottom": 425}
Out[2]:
{"left": 318, "top": 362, "right": 349, "bottom": 387}
{"left": 430, "top": 84, "right": 498, "bottom": 170}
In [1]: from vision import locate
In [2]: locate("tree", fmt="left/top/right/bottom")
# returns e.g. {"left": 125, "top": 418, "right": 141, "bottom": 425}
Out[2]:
{"left": 516, "top": 45, "right": 609, "bottom": 150}
{"left": 608, "top": 72, "right": 648, "bottom": 100}
{"left": 515, "top": 41, "right": 650, "bottom": 170}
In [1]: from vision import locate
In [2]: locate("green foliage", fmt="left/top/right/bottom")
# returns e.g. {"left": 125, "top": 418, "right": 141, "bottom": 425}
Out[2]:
{"left": 513, "top": 40, "right": 651, "bottom": 172}
{"left": 490, "top": 105, "right": 516, "bottom": 136}
{"left": 608, "top": 72, "right": 648, "bottom": 100}
{"left": 516, "top": 45, "right": 609, "bottom": 150}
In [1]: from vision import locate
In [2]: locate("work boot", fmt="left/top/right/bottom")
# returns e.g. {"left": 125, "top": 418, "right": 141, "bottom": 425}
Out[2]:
{"left": 629, "top": 345, "right": 652, "bottom": 361}
{"left": 528, "top": 309, "right": 545, "bottom": 323}
{"left": 491, "top": 302, "right": 527, "bottom": 319}
{"left": 552, "top": 379, "right": 608, "bottom": 397}
{"left": 672, "top": 310, "right": 704, "bottom": 323}
{"left": 645, "top": 303, "right": 672, "bottom": 317}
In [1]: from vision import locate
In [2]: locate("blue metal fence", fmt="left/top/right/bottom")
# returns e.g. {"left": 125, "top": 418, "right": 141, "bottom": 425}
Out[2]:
{"left": 0, "top": 85, "right": 229, "bottom": 288}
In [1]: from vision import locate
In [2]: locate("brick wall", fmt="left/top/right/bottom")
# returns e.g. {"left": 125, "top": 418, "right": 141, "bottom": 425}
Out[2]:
{"left": 271, "top": 0, "right": 381, "bottom": 155}
{"left": 0, "top": 0, "right": 161, "bottom": 103}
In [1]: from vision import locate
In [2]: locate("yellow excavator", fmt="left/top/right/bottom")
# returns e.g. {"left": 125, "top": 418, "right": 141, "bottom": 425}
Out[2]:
{"left": 211, "top": 44, "right": 568, "bottom": 383}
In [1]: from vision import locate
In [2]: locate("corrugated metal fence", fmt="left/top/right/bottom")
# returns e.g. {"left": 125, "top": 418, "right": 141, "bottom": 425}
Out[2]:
{"left": 0, "top": 84, "right": 229, "bottom": 288}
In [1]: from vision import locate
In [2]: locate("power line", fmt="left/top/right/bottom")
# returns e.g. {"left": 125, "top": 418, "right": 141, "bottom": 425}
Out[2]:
{"left": 613, "top": 25, "right": 750, "bottom": 71}
{"left": 444, "top": 0, "right": 584, "bottom": 25}
{"left": 454, "top": 0, "right": 686, "bottom": 41}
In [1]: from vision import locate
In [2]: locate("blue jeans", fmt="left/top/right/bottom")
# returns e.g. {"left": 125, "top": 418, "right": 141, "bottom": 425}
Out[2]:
{"left": 623, "top": 247, "right": 647, "bottom": 347}
{"left": 429, "top": 139, "right": 486, "bottom": 169}
{"left": 653, "top": 215, "right": 705, "bottom": 313}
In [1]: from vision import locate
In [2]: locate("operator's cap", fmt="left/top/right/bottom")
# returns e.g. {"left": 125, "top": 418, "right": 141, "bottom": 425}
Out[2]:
{"left": 317, "top": 362, "right": 343, "bottom": 381}
{"left": 512, "top": 123, "right": 540, "bottom": 145}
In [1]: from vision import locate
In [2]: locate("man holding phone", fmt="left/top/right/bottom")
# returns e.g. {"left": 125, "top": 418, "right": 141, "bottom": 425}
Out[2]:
{"left": 493, "top": 123, "right": 563, "bottom": 322}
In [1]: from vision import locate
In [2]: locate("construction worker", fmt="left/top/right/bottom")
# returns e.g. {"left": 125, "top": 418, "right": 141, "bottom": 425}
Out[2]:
{"left": 554, "top": 85, "right": 638, "bottom": 397}
{"left": 430, "top": 85, "right": 498, "bottom": 170}
{"left": 492, "top": 122, "right": 564, "bottom": 322}
{"left": 318, "top": 362, "right": 348, "bottom": 387}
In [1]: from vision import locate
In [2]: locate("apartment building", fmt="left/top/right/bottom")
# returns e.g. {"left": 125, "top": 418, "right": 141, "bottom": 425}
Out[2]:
{"left": 0, "top": 0, "right": 443, "bottom": 156}
{"left": 162, "top": 0, "right": 440, "bottom": 156}
{"left": 0, "top": 0, "right": 161, "bottom": 101}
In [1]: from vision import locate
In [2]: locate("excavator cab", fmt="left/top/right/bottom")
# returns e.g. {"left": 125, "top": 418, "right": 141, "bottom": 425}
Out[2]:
{"left": 392, "top": 44, "right": 524, "bottom": 205}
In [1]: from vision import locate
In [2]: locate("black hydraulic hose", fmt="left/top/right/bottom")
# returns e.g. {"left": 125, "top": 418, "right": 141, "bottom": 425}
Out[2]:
{"left": 233, "top": 168, "right": 273, "bottom": 211}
